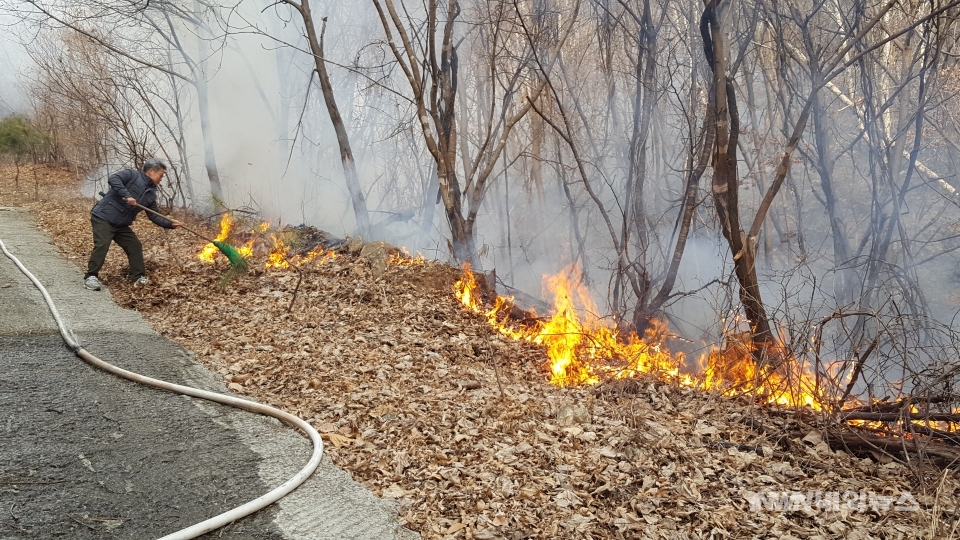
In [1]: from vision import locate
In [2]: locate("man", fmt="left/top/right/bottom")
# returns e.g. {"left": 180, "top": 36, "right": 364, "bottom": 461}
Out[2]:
{"left": 83, "top": 158, "right": 182, "bottom": 290}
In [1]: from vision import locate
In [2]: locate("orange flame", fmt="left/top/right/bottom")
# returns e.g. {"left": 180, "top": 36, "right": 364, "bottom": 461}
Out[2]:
{"left": 454, "top": 263, "right": 681, "bottom": 386}
{"left": 264, "top": 234, "right": 337, "bottom": 269}
{"left": 196, "top": 216, "right": 336, "bottom": 269}
{"left": 389, "top": 247, "right": 426, "bottom": 266}
{"left": 454, "top": 263, "right": 826, "bottom": 408}
{"left": 265, "top": 234, "right": 292, "bottom": 268}
{"left": 198, "top": 213, "right": 236, "bottom": 263}
{"left": 699, "top": 333, "right": 821, "bottom": 410}
{"left": 197, "top": 214, "right": 258, "bottom": 262}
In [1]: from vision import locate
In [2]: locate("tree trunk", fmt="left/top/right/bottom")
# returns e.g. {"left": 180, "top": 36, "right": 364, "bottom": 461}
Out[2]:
{"left": 298, "top": 3, "right": 370, "bottom": 237}
{"left": 624, "top": 0, "right": 657, "bottom": 330}
{"left": 702, "top": 2, "right": 774, "bottom": 361}
{"left": 529, "top": 101, "right": 545, "bottom": 204}
{"left": 168, "top": 68, "right": 195, "bottom": 208}
{"left": 438, "top": 160, "right": 474, "bottom": 262}
{"left": 416, "top": 159, "right": 440, "bottom": 246}
{"left": 194, "top": 3, "right": 225, "bottom": 208}
{"left": 430, "top": 0, "right": 474, "bottom": 263}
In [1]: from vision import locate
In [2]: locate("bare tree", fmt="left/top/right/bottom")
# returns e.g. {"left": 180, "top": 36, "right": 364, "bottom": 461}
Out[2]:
{"left": 277, "top": 0, "right": 371, "bottom": 237}
{"left": 369, "top": 0, "right": 577, "bottom": 263}
{"left": 13, "top": 0, "right": 230, "bottom": 207}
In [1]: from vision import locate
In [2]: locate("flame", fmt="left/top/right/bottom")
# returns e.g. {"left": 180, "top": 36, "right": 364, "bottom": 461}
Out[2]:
{"left": 455, "top": 263, "right": 681, "bottom": 386}
{"left": 389, "top": 247, "right": 426, "bottom": 266}
{"left": 454, "top": 263, "right": 828, "bottom": 408}
{"left": 264, "top": 234, "right": 337, "bottom": 269}
{"left": 196, "top": 216, "right": 335, "bottom": 269}
{"left": 197, "top": 214, "right": 259, "bottom": 262}
{"left": 238, "top": 239, "right": 255, "bottom": 258}
{"left": 265, "top": 234, "right": 292, "bottom": 268}
{"left": 453, "top": 263, "right": 526, "bottom": 342}
{"left": 699, "top": 333, "right": 822, "bottom": 410}
{"left": 197, "top": 213, "right": 236, "bottom": 263}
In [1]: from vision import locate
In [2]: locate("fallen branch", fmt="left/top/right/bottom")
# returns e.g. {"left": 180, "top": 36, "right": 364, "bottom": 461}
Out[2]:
{"left": 908, "top": 424, "right": 960, "bottom": 447}
{"left": 827, "top": 428, "right": 960, "bottom": 468}
{"left": 842, "top": 412, "right": 960, "bottom": 422}
{"left": 843, "top": 395, "right": 955, "bottom": 414}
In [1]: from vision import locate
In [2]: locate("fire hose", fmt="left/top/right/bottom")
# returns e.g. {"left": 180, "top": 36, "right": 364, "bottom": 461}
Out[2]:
{"left": 0, "top": 236, "right": 323, "bottom": 540}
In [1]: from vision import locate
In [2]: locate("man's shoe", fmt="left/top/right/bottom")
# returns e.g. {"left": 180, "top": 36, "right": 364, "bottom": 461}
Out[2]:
{"left": 133, "top": 276, "right": 149, "bottom": 285}
{"left": 84, "top": 276, "right": 102, "bottom": 291}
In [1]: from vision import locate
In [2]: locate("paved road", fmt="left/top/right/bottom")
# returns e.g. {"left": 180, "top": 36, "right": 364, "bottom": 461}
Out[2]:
{"left": 0, "top": 206, "right": 416, "bottom": 539}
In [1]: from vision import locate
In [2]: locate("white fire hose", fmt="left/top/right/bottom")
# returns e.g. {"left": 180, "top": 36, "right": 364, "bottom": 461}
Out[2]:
{"left": 0, "top": 236, "right": 323, "bottom": 540}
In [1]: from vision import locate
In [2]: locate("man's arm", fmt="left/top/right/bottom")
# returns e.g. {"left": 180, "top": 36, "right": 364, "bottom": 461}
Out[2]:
{"left": 107, "top": 169, "right": 136, "bottom": 200}
{"left": 143, "top": 196, "right": 181, "bottom": 229}
{"left": 145, "top": 199, "right": 175, "bottom": 229}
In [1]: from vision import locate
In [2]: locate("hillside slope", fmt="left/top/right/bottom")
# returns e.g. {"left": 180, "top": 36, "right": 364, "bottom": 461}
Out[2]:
{"left": 2, "top": 165, "right": 954, "bottom": 539}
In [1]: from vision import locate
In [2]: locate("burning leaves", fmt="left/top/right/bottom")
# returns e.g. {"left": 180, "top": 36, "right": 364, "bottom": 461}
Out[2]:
{"left": 455, "top": 263, "right": 827, "bottom": 411}
{"left": 700, "top": 333, "right": 821, "bottom": 410}
{"left": 195, "top": 213, "right": 343, "bottom": 271}
{"left": 454, "top": 263, "right": 683, "bottom": 387}
{"left": 201, "top": 217, "right": 807, "bottom": 412}
{"left": 451, "top": 263, "right": 960, "bottom": 458}
{"left": 388, "top": 247, "right": 426, "bottom": 267}
{"left": 264, "top": 235, "right": 337, "bottom": 269}
{"left": 197, "top": 212, "right": 255, "bottom": 264}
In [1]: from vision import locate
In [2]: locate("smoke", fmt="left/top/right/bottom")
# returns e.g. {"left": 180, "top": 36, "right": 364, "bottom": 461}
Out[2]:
{"left": 172, "top": 1, "right": 411, "bottom": 239}
{"left": 9, "top": 0, "right": 960, "bottom": 362}
{"left": 0, "top": 13, "right": 31, "bottom": 115}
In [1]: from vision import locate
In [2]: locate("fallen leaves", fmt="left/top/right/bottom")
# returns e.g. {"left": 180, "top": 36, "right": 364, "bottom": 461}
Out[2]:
{"left": 324, "top": 433, "right": 355, "bottom": 449}
{"left": 3, "top": 164, "right": 958, "bottom": 539}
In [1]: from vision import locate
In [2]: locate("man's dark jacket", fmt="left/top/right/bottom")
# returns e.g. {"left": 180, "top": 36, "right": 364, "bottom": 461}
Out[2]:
{"left": 92, "top": 169, "right": 173, "bottom": 229}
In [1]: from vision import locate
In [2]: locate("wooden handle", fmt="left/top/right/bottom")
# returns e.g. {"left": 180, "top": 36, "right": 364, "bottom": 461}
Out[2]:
{"left": 134, "top": 203, "right": 218, "bottom": 244}
{"left": 99, "top": 191, "right": 220, "bottom": 245}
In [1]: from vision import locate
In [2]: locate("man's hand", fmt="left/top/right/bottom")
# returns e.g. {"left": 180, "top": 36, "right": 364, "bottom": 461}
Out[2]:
{"left": 125, "top": 197, "right": 137, "bottom": 206}
{"left": 170, "top": 220, "right": 183, "bottom": 229}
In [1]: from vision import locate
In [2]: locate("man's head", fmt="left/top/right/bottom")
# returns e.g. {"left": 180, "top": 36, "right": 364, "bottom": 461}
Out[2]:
{"left": 143, "top": 158, "right": 167, "bottom": 185}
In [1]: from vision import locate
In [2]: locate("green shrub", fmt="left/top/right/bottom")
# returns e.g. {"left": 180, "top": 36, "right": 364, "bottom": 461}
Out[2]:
{"left": 0, "top": 115, "right": 47, "bottom": 160}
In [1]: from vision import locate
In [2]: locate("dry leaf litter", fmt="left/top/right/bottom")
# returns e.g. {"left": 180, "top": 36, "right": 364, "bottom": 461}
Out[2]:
{"left": 2, "top": 164, "right": 956, "bottom": 539}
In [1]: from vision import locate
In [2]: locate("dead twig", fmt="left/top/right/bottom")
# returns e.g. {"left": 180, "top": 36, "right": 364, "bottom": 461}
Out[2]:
{"left": 66, "top": 514, "right": 97, "bottom": 531}
{"left": 287, "top": 263, "right": 304, "bottom": 313}
{"left": 842, "top": 412, "right": 960, "bottom": 422}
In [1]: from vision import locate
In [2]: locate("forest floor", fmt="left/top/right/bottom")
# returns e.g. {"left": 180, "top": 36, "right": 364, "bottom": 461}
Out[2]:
{"left": 2, "top": 163, "right": 956, "bottom": 539}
